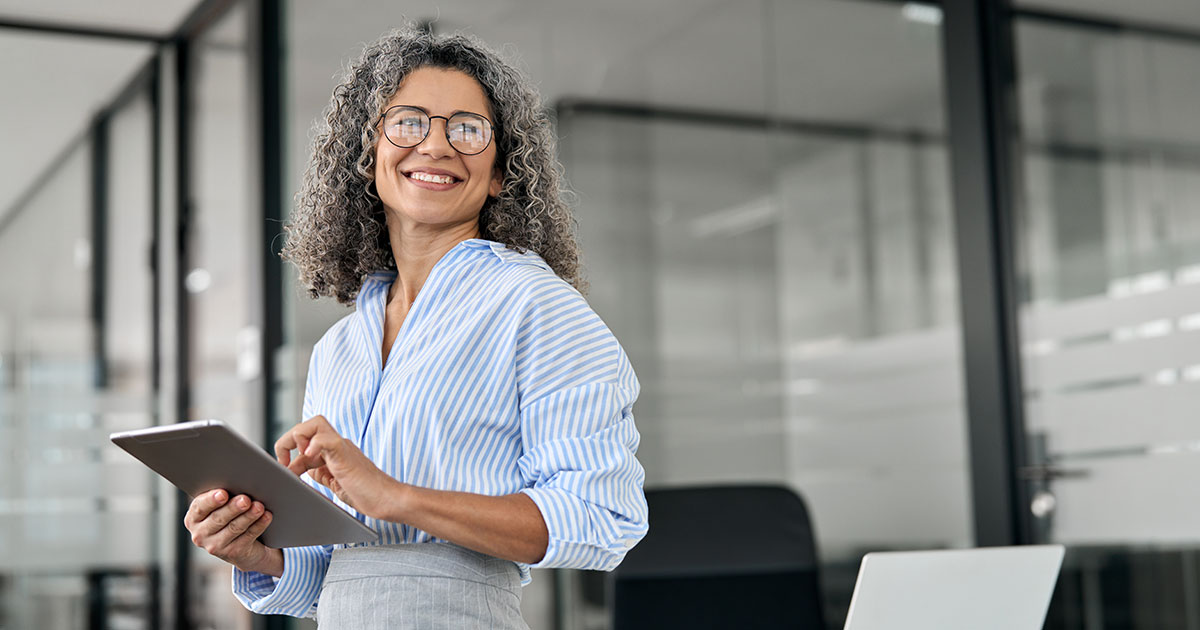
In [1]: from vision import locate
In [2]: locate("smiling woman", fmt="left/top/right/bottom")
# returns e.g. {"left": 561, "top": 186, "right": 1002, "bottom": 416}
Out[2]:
{"left": 179, "top": 26, "right": 649, "bottom": 630}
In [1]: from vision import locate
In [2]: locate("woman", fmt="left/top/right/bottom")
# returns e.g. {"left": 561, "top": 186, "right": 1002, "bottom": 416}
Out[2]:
{"left": 182, "top": 27, "right": 648, "bottom": 628}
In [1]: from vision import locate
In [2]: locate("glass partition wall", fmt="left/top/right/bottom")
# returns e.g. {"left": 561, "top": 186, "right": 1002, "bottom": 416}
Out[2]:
{"left": 558, "top": 103, "right": 966, "bottom": 630}
{"left": 0, "top": 44, "right": 161, "bottom": 629}
{"left": 1014, "top": 17, "right": 1200, "bottom": 627}
{"left": 554, "top": 2, "right": 966, "bottom": 626}
{"left": 0, "top": 4, "right": 265, "bottom": 627}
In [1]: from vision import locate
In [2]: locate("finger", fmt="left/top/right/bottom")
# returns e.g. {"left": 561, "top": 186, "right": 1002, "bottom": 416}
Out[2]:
{"left": 302, "top": 415, "right": 336, "bottom": 442}
{"left": 196, "top": 494, "right": 252, "bottom": 538}
{"left": 235, "top": 509, "right": 274, "bottom": 546}
{"left": 302, "top": 433, "right": 322, "bottom": 458}
{"left": 311, "top": 465, "right": 334, "bottom": 488}
{"left": 291, "top": 434, "right": 341, "bottom": 476}
{"left": 287, "top": 448, "right": 325, "bottom": 476}
{"left": 276, "top": 418, "right": 322, "bottom": 467}
{"left": 186, "top": 489, "right": 228, "bottom": 527}
{"left": 304, "top": 431, "right": 343, "bottom": 459}
{"left": 212, "top": 500, "right": 265, "bottom": 547}
{"left": 274, "top": 432, "right": 297, "bottom": 467}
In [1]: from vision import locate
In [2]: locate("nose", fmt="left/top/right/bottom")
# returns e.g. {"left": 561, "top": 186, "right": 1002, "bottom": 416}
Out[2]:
{"left": 415, "top": 117, "right": 456, "bottom": 159}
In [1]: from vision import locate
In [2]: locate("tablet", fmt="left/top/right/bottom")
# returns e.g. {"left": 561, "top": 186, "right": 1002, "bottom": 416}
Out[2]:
{"left": 111, "top": 419, "right": 378, "bottom": 549}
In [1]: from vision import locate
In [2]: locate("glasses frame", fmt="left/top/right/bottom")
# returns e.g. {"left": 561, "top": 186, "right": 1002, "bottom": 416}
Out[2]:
{"left": 377, "top": 105, "right": 496, "bottom": 156}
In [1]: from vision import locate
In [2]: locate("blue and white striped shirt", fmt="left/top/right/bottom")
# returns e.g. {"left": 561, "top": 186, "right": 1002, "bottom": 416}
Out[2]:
{"left": 231, "top": 238, "right": 648, "bottom": 618}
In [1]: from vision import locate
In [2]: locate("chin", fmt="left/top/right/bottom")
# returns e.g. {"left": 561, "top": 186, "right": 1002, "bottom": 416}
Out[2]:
{"left": 391, "top": 207, "right": 482, "bottom": 229}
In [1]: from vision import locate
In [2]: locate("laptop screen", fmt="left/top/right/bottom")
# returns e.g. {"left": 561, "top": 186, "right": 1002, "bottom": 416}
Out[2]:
{"left": 843, "top": 545, "right": 1065, "bottom": 630}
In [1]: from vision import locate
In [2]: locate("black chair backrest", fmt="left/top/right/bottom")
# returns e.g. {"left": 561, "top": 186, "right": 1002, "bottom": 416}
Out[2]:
{"left": 612, "top": 484, "right": 825, "bottom": 630}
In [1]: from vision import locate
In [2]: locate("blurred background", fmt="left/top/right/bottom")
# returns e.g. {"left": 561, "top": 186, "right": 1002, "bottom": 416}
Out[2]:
{"left": 1, "top": 0, "right": 1199, "bottom": 628}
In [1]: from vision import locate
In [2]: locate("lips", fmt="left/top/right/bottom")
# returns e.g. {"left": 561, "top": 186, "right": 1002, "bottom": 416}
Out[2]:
{"left": 402, "top": 169, "right": 462, "bottom": 191}
{"left": 403, "top": 167, "right": 462, "bottom": 183}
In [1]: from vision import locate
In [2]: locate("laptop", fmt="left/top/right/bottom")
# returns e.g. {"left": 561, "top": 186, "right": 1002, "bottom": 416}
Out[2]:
{"left": 843, "top": 544, "right": 1065, "bottom": 630}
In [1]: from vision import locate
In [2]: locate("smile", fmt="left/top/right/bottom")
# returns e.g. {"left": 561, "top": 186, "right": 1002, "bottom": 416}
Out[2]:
{"left": 408, "top": 172, "right": 457, "bottom": 184}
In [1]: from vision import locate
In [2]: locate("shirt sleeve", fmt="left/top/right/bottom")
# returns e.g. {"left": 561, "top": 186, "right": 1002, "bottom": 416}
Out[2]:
{"left": 231, "top": 341, "right": 335, "bottom": 618}
{"left": 515, "top": 278, "right": 649, "bottom": 572}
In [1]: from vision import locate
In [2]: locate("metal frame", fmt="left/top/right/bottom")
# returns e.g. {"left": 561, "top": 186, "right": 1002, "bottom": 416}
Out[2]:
{"left": 940, "top": 0, "right": 1031, "bottom": 547}
{"left": 89, "top": 114, "right": 110, "bottom": 389}
{"left": 556, "top": 98, "right": 941, "bottom": 144}
{"left": 0, "top": 16, "right": 164, "bottom": 42}
{"left": 151, "top": 62, "right": 164, "bottom": 397}
{"left": 256, "top": 0, "right": 284, "bottom": 513}
{"left": 1014, "top": 6, "right": 1200, "bottom": 45}
{"left": 253, "top": 1, "right": 288, "bottom": 626}
{"left": 171, "top": 35, "right": 194, "bottom": 630}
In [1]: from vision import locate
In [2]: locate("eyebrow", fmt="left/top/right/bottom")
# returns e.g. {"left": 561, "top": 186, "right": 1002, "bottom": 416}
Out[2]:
{"left": 393, "top": 104, "right": 488, "bottom": 119}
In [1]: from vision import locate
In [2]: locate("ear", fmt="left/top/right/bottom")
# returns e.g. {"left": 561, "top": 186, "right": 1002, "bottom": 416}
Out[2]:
{"left": 488, "top": 165, "right": 504, "bottom": 198}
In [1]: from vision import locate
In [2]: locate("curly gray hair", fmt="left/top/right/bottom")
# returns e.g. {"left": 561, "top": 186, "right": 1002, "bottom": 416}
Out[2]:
{"left": 283, "top": 27, "right": 583, "bottom": 305}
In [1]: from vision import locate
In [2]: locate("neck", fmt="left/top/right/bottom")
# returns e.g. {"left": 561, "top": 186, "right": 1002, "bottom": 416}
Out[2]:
{"left": 384, "top": 216, "right": 481, "bottom": 307}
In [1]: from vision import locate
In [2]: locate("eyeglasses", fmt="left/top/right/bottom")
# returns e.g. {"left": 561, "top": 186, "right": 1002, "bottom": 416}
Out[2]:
{"left": 378, "top": 105, "right": 494, "bottom": 156}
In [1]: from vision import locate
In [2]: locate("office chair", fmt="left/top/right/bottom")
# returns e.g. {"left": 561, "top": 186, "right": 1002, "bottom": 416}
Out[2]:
{"left": 612, "top": 484, "right": 826, "bottom": 629}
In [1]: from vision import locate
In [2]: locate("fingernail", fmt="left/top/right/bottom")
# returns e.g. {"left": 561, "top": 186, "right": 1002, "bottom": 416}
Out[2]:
{"left": 214, "top": 491, "right": 226, "bottom": 502}
{"left": 238, "top": 497, "right": 249, "bottom": 508}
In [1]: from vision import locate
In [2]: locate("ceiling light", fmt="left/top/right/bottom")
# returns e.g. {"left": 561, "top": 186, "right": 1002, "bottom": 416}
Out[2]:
{"left": 902, "top": 3, "right": 943, "bottom": 26}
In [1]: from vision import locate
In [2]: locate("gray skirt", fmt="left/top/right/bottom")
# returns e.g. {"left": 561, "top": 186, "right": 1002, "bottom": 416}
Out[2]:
{"left": 316, "top": 542, "right": 530, "bottom": 630}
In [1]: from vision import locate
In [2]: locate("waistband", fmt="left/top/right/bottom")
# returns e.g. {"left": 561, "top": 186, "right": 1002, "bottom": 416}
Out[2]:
{"left": 326, "top": 542, "right": 521, "bottom": 592}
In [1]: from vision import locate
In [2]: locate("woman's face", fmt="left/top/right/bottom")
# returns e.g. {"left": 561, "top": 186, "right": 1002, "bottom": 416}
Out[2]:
{"left": 373, "top": 67, "right": 503, "bottom": 234}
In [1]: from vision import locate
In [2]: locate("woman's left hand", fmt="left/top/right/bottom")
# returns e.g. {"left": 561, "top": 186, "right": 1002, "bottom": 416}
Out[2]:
{"left": 275, "top": 415, "right": 401, "bottom": 520}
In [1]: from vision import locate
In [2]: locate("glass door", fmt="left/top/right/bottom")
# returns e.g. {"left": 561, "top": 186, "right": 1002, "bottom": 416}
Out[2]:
{"left": 1013, "top": 17, "right": 1200, "bottom": 627}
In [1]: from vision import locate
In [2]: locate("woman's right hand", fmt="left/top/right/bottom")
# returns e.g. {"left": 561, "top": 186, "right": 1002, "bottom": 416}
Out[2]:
{"left": 184, "top": 489, "right": 283, "bottom": 577}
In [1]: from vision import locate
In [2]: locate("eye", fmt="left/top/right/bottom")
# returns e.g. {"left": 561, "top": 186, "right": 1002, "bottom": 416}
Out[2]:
{"left": 386, "top": 112, "right": 429, "bottom": 140}
{"left": 448, "top": 120, "right": 485, "bottom": 140}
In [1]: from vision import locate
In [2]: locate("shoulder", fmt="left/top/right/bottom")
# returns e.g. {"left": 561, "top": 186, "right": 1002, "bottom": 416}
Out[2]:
{"left": 466, "top": 239, "right": 583, "bottom": 306}
{"left": 470, "top": 239, "right": 554, "bottom": 273}
{"left": 464, "top": 239, "right": 555, "bottom": 279}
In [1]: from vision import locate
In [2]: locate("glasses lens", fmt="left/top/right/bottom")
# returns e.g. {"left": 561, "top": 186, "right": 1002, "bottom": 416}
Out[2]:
{"left": 446, "top": 113, "right": 492, "bottom": 155}
{"left": 383, "top": 107, "right": 430, "bottom": 147}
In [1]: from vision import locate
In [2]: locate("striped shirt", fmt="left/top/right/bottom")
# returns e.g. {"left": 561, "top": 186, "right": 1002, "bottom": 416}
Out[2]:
{"left": 231, "top": 238, "right": 648, "bottom": 618}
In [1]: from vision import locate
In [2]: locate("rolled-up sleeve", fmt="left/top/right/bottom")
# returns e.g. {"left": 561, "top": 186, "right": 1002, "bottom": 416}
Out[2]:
{"left": 232, "top": 544, "right": 332, "bottom": 618}
{"left": 231, "top": 341, "right": 335, "bottom": 618}
{"left": 515, "top": 279, "right": 649, "bottom": 571}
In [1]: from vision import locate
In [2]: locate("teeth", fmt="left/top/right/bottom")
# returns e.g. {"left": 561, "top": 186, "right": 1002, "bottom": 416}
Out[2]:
{"left": 410, "top": 172, "right": 455, "bottom": 184}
